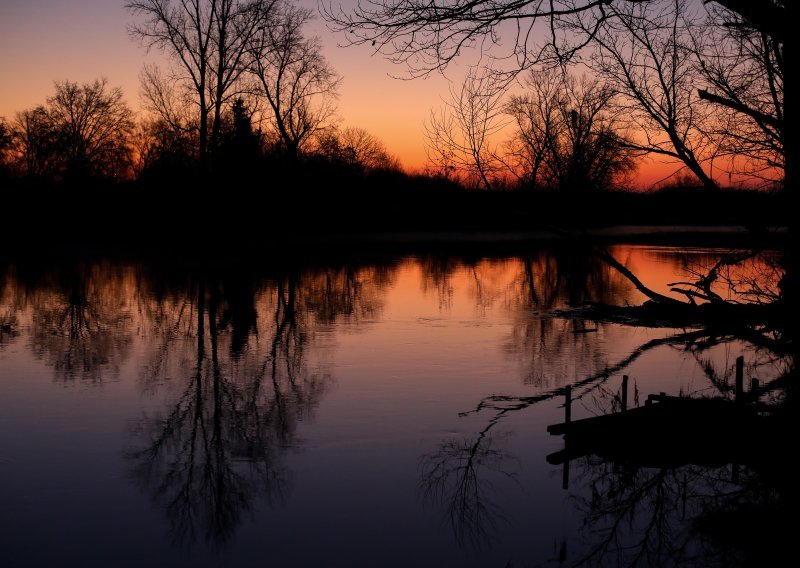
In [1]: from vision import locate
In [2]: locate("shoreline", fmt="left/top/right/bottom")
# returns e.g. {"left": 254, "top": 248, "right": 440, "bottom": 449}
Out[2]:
{"left": 3, "top": 224, "right": 787, "bottom": 263}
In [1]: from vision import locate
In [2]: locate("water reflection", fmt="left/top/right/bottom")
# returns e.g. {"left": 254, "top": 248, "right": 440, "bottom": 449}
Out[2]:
{"left": 128, "top": 265, "right": 395, "bottom": 544}
{"left": 420, "top": 426, "right": 518, "bottom": 550}
{"left": 567, "top": 452, "right": 796, "bottom": 566}
{"left": 129, "top": 280, "right": 295, "bottom": 545}
{"left": 0, "top": 246, "right": 792, "bottom": 564}
{"left": 0, "top": 270, "right": 20, "bottom": 348}
{"left": 421, "top": 336, "right": 794, "bottom": 563}
{"left": 410, "top": 246, "right": 794, "bottom": 563}
{"left": 17, "top": 263, "right": 135, "bottom": 382}
{"left": 563, "top": 360, "right": 797, "bottom": 567}
{"left": 504, "top": 250, "right": 633, "bottom": 388}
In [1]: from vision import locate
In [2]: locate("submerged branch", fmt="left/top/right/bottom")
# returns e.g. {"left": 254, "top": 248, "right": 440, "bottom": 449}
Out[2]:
{"left": 466, "top": 328, "right": 714, "bottom": 417}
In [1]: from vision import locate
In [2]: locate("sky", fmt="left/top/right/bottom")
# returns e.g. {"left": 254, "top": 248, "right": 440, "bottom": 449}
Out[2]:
{"left": 0, "top": 0, "right": 460, "bottom": 172}
{"left": 0, "top": 0, "right": 687, "bottom": 184}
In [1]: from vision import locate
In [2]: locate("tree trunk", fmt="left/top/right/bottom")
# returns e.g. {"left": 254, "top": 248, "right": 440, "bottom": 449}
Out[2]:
{"left": 199, "top": 91, "right": 209, "bottom": 169}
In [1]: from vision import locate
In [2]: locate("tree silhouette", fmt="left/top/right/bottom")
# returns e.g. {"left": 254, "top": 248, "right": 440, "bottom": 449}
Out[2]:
{"left": 317, "top": 126, "right": 399, "bottom": 171}
{"left": 13, "top": 106, "right": 60, "bottom": 180}
{"left": 425, "top": 69, "right": 507, "bottom": 190}
{"left": 506, "top": 69, "right": 637, "bottom": 192}
{"left": 324, "top": 0, "right": 793, "bottom": 188}
{"left": 246, "top": 3, "right": 340, "bottom": 159}
{"left": 46, "top": 79, "right": 135, "bottom": 181}
{"left": 215, "top": 97, "right": 263, "bottom": 173}
{"left": 580, "top": 0, "right": 720, "bottom": 189}
{"left": 126, "top": 0, "right": 277, "bottom": 166}
{"left": 10, "top": 80, "right": 134, "bottom": 181}
{"left": 0, "top": 118, "right": 11, "bottom": 178}
{"left": 693, "top": 2, "right": 784, "bottom": 183}
{"left": 131, "top": 116, "right": 197, "bottom": 180}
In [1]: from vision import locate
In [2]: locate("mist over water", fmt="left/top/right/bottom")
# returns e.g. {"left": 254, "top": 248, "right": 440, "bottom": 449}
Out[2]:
{"left": 0, "top": 246, "right": 791, "bottom": 567}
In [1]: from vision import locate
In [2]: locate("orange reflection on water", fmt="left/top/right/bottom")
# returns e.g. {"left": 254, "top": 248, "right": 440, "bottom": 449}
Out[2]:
{"left": 611, "top": 245, "right": 783, "bottom": 304}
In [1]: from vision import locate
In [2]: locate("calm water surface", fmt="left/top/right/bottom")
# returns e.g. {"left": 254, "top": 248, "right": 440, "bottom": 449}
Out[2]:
{"left": 0, "top": 246, "right": 788, "bottom": 566}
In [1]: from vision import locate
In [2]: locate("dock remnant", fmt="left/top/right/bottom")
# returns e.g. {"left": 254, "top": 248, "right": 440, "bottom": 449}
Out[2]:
{"left": 546, "top": 383, "right": 783, "bottom": 471}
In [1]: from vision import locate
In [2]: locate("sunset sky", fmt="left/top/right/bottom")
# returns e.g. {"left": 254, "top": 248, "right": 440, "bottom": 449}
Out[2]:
{"left": 1, "top": 0, "right": 680, "bottom": 184}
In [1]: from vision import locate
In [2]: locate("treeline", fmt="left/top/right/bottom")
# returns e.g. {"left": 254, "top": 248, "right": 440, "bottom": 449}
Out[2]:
{"left": 0, "top": 0, "right": 790, "bottom": 247}
{"left": 0, "top": 0, "right": 402, "bottom": 188}
{"left": 0, "top": 80, "right": 398, "bottom": 186}
{"left": 0, "top": 0, "right": 786, "bottom": 197}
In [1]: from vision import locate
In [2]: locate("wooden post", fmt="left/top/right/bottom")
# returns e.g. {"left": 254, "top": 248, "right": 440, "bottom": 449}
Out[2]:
{"left": 562, "top": 459, "right": 570, "bottom": 490}
{"left": 621, "top": 375, "right": 629, "bottom": 412}
{"left": 751, "top": 378, "right": 760, "bottom": 394}
{"left": 564, "top": 385, "right": 572, "bottom": 424}
{"left": 735, "top": 356, "right": 744, "bottom": 404}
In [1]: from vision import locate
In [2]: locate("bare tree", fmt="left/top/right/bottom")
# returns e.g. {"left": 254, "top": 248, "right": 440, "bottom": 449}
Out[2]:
{"left": 126, "top": 0, "right": 276, "bottom": 166}
{"left": 246, "top": 3, "right": 340, "bottom": 159}
{"left": 11, "top": 80, "right": 134, "bottom": 181}
{"left": 317, "top": 126, "right": 399, "bottom": 170}
{"left": 580, "top": 0, "right": 720, "bottom": 189}
{"left": 323, "top": 1, "right": 794, "bottom": 186}
{"left": 425, "top": 69, "right": 506, "bottom": 189}
{"left": 11, "top": 107, "right": 57, "bottom": 179}
{"left": 692, "top": 3, "right": 784, "bottom": 183}
{"left": 323, "top": 0, "right": 618, "bottom": 77}
{"left": 46, "top": 79, "right": 135, "bottom": 180}
{"left": 504, "top": 71, "right": 562, "bottom": 190}
{"left": 506, "top": 69, "right": 637, "bottom": 191}
{"left": 139, "top": 65, "right": 199, "bottom": 137}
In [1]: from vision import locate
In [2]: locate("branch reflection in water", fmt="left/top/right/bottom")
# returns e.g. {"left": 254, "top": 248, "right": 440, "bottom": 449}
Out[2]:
{"left": 125, "top": 263, "right": 396, "bottom": 545}
{"left": 9, "top": 262, "right": 135, "bottom": 383}
{"left": 0, "top": 245, "right": 792, "bottom": 562}
{"left": 416, "top": 247, "right": 795, "bottom": 564}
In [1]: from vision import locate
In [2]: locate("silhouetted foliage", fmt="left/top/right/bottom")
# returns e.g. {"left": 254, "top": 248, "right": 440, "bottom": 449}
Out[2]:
{"left": 126, "top": 0, "right": 278, "bottom": 166}
{"left": 0, "top": 118, "right": 12, "bottom": 181}
{"left": 10, "top": 80, "right": 134, "bottom": 182}
{"left": 505, "top": 70, "right": 637, "bottom": 192}
{"left": 132, "top": 117, "right": 198, "bottom": 181}
{"left": 316, "top": 126, "right": 399, "bottom": 171}
{"left": 214, "top": 97, "right": 263, "bottom": 174}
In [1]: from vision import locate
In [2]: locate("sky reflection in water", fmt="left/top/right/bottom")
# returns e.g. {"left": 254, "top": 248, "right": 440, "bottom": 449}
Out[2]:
{"left": 0, "top": 246, "right": 790, "bottom": 567}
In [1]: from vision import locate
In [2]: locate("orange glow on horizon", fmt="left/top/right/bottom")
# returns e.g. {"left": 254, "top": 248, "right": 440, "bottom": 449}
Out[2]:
{"left": 0, "top": 2, "right": 783, "bottom": 185}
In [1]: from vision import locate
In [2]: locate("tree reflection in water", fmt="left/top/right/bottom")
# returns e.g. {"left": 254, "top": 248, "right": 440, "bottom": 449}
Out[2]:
{"left": 1, "top": 262, "right": 135, "bottom": 382}
{"left": 568, "top": 448, "right": 796, "bottom": 567}
{"left": 417, "top": 247, "right": 796, "bottom": 565}
{"left": 127, "top": 263, "right": 395, "bottom": 546}
{"left": 504, "top": 248, "right": 633, "bottom": 389}
{"left": 0, "top": 268, "right": 21, "bottom": 349}
{"left": 1, "top": 250, "right": 793, "bottom": 560}
{"left": 420, "top": 427, "right": 518, "bottom": 550}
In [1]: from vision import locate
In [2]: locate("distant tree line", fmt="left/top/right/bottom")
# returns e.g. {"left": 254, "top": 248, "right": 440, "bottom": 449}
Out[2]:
{"left": 0, "top": 87, "right": 396, "bottom": 186}
{"left": 0, "top": 0, "right": 398, "bottom": 186}
{"left": 0, "top": 0, "right": 786, "bottom": 194}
